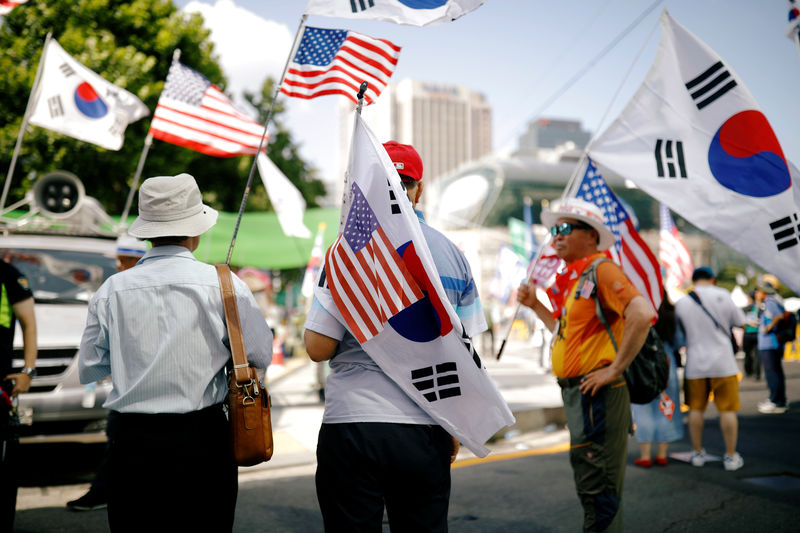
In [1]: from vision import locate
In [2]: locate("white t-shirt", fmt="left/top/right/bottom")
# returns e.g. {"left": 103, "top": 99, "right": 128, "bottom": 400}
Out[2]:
{"left": 675, "top": 284, "right": 745, "bottom": 379}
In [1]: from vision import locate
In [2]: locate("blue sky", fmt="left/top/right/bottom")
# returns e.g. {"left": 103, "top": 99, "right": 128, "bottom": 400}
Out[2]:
{"left": 176, "top": 0, "right": 800, "bottom": 193}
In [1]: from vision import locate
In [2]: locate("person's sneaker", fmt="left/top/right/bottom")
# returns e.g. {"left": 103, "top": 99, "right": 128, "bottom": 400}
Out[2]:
{"left": 66, "top": 491, "right": 107, "bottom": 511}
{"left": 690, "top": 449, "right": 707, "bottom": 467}
{"left": 724, "top": 452, "right": 744, "bottom": 471}
{"left": 758, "top": 402, "right": 788, "bottom": 414}
{"left": 757, "top": 399, "right": 776, "bottom": 411}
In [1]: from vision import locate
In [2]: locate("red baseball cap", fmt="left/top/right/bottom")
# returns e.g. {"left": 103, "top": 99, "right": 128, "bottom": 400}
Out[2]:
{"left": 383, "top": 141, "right": 423, "bottom": 182}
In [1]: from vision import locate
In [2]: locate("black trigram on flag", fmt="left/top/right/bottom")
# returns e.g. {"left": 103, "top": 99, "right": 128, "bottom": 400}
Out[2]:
{"left": 460, "top": 326, "right": 483, "bottom": 369}
{"left": 769, "top": 213, "right": 800, "bottom": 251}
{"left": 388, "top": 180, "right": 401, "bottom": 214}
{"left": 47, "top": 95, "right": 64, "bottom": 118}
{"left": 654, "top": 139, "right": 687, "bottom": 178}
{"left": 317, "top": 266, "right": 328, "bottom": 289}
{"left": 412, "top": 362, "right": 461, "bottom": 402}
{"left": 685, "top": 61, "right": 737, "bottom": 110}
{"left": 59, "top": 62, "right": 76, "bottom": 78}
{"left": 349, "top": 0, "right": 375, "bottom": 13}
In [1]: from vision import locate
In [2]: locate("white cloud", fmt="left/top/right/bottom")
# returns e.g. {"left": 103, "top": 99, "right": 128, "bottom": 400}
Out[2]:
{"left": 182, "top": 0, "right": 292, "bottom": 96}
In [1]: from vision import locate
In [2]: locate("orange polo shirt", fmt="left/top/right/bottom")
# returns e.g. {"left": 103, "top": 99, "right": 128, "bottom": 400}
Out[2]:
{"left": 549, "top": 255, "right": 641, "bottom": 378}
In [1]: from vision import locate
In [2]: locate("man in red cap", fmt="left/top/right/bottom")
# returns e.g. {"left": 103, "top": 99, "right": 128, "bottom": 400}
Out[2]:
{"left": 305, "top": 141, "right": 488, "bottom": 532}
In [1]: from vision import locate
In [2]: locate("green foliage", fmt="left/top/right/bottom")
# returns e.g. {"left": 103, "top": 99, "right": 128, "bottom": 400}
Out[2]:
{"left": 0, "top": 0, "right": 324, "bottom": 215}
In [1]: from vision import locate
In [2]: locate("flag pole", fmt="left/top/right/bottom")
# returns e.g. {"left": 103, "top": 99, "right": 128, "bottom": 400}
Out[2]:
{"left": 225, "top": 14, "right": 308, "bottom": 266}
{"left": 119, "top": 48, "right": 183, "bottom": 230}
{"left": 1, "top": 32, "right": 52, "bottom": 214}
{"left": 119, "top": 133, "right": 152, "bottom": 229}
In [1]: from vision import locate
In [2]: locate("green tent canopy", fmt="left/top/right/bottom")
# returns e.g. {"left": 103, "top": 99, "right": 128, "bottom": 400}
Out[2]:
{"left": 193, "top": 208, "right": 340, "bottom": 270}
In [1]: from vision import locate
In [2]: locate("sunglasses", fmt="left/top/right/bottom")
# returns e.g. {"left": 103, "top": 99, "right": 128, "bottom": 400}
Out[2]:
{"left": 550, "top": 221, "right": 594, "bottom": 237}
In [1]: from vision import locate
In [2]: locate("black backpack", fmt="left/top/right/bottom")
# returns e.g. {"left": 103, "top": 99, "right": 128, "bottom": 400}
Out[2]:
{"left": 775, "top": 310, "right": 798, "bottom": 345}
{"left": 577, "top": 258, "right": 669, "bottom": 404}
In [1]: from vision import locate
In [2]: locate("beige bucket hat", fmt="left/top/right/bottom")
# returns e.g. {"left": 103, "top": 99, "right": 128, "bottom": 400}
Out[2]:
{"left": 128, "top": 174, "right": 218, "bottom": 239}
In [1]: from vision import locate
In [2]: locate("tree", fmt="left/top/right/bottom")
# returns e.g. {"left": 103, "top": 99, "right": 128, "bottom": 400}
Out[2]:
{"left": 0, "top": 0, "right": 324, "bottom": 215}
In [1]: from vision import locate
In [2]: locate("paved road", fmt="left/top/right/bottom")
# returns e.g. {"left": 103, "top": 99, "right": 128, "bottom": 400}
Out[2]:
{"left": 12, "top": 341, "right": 800, "bottom": 532}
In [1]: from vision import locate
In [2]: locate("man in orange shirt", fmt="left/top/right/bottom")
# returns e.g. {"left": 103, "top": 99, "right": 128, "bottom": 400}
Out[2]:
{"left": 517, "top": 198, "right": 654, "bottom": 532}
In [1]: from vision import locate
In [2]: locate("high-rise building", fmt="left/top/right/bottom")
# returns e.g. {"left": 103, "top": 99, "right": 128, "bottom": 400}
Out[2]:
{"left": 338, "top": 79, "right": 493, "bottom": 195}
{"left": 515, "top": 118, "right": 592, "bottom": 163}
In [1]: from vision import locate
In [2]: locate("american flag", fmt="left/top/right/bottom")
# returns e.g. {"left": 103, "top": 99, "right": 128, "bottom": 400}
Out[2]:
{"left": 281, "top": 26, "right": 401, "bottom": 105}
{"left": 0, "top": 0, "right": 27, "bottom": 15}
{"left": 575, "top": 160, "right": 663, "bottom": 313}
{"left": 324, "top": 182, "right": 423, "bottom": 344}
{"left": 659, "top": 203, "right": 694, "bottom": 291}
{"left": 149, "top": 59, "right": 265, "bottom": 157}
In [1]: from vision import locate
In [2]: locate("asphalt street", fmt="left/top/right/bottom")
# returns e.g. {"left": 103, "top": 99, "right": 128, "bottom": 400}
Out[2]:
{"left": 12, "top": 338, "right": 800, "bottom": 532}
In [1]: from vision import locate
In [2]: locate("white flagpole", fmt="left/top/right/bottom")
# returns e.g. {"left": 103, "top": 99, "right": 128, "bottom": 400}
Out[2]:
{"left": 226, "top": 14, "right": 308, "bottom": 265}
{"left": 119, "top": 49, "right": 183, "bottom": 229}
{"left": 119, "top": 133, "right": 153, "bottom": 228}
{"left": 1, "top": 32, "right": 52, "bottom": 213}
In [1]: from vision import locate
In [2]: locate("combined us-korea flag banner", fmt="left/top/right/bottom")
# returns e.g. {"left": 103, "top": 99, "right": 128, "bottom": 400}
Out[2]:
{"left": 28, "top": 38, "right": 149, "bottom": 151}
{"left": 305, "top": 0, "right": 485, "bottom": 27}
{"left": 590, "top": 11, "right": 800, "bottom": 294}
{"left": 314, "top": 113, "right": 514, "bottom": 457}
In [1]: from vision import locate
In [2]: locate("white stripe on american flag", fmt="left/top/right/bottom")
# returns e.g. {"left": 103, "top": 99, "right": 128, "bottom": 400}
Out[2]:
{"left": 326, "top": 226, "right": 422, "bottom": 343}
{"left": 281, "top": 27, "right": 401, "bottom": 105}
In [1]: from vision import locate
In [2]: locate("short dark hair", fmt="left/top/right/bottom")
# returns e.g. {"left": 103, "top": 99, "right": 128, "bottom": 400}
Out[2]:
{"left": 691, "top": 266, "right": 715, "bottom": 282}
{"left": 149, "top": 236, "right": 189, "bottom": 246}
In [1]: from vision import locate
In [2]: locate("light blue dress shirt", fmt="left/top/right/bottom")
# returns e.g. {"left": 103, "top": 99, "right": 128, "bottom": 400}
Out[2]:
{"left": 79, "top": 246, "right": 272, "bottom": 414}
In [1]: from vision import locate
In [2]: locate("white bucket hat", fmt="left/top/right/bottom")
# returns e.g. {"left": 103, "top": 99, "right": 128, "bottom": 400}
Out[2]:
{"left": 128, "top": 174, "right": 218, "bottom": 239}
{"left": 541, "top": 197, "right": 615, "bottom": 251}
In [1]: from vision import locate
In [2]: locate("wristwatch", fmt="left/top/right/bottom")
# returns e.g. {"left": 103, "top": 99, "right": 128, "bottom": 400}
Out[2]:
{"left": 21, "top": 367, "right": 37, "bottom": 378}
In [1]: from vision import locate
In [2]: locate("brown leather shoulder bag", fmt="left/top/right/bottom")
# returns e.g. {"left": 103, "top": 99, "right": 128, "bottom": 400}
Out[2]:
{"left": 215, "top": 264, "right": 273, "bottom": 466}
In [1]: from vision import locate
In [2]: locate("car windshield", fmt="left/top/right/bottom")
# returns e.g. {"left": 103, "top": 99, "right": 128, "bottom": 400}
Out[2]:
{"left": 3, "top": 248, "right": 117, "bottom": 303}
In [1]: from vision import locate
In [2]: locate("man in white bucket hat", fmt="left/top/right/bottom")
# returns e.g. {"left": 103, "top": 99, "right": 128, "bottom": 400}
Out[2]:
{"left": 517, "top": 196, "right": 654, "bottom": 533}
{"left": 78, "top": 174, "right": 273, "bottom": 531}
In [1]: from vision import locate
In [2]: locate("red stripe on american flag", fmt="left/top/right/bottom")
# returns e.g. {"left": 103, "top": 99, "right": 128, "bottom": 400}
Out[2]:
{"left": 148, "top": 129, "right": 252, "bottom": 158}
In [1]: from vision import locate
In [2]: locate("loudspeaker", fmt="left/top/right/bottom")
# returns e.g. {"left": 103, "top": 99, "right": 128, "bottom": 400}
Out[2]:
{"left": 32, "top": 171, "right": 85, "bottom": 219}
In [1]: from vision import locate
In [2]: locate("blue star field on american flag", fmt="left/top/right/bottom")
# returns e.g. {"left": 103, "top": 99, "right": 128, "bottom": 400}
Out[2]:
{"left": 162, "top": 61, "right": 211, "bottom": 106}
{"left": 294, "top": 27, "right": 349, "bottom": 67}
{"left": 575, "top": 161, "right": 625, "bottom": 254}
{"left": 343, "top": 183, "right": 380, "bottom": 253}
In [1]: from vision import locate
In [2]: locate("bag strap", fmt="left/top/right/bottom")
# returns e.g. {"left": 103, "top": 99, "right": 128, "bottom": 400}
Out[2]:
{"left": 215, "top": 264, "right": 252, "bottom": 386}
{"left": 576, "top": 257, "right": 618, "bottom": 352}
{"left": 687, "top": 290, "right": 728, "bottom": 336}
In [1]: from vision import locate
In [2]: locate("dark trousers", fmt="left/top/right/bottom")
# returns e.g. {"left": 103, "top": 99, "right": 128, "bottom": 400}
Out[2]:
{"left": 316, "top": 422, "right": 453, "bottom": 533}
{"left": 0, "top": 408, "right": 19, "bottom": 533}
{"left": 562, "top": 379, "right": 631, "bottom": 533}
{"left": 106, "top": 404, "right": 237, "bottom": 532}
{"left": 742, "top": 333, "right": 761, "bottom": 379}
{"left": 760, "top": 348, "right": 787, "bottom": 406}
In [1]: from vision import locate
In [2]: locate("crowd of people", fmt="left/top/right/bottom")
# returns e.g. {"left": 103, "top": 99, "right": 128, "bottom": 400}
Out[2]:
{"left": 1, "top": 139, "right": 795, "bottom": 531}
